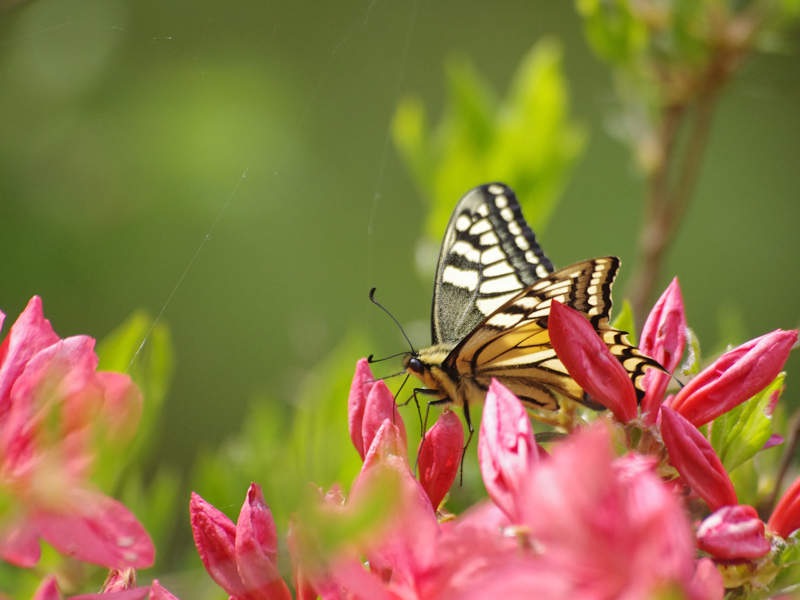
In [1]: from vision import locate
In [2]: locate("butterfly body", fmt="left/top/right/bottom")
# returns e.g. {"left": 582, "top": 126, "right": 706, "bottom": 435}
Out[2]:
{"left": 404, "top": 183, "right": 662, "bottom": 429}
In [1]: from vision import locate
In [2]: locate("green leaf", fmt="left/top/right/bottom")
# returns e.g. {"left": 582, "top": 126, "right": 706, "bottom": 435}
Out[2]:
{"left": 575, "top": 0, "right": 648, "bottom": 65}
{"left": 678, "top": 326, "right": 701, "bottom": 378}
{"left": 710, "top": 374, "right": 784, "bottom": 473}
{"left": 610, "top": 299, "right": 636, "bottom": 346}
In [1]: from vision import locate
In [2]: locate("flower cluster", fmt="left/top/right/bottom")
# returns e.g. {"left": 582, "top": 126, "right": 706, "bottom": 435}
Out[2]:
{"left": 192, "top": 277, "right": 800, "bottom": 599}
{"left": 0, "top": 297, "right": 180, "bottom": 599}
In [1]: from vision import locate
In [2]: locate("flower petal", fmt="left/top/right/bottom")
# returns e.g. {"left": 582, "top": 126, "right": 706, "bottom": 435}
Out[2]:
{"left": 348, "top": 359, "right": 376, "bottom": 461}
{"left": 190, "top": 492, "right": 246, "bottom": 597}
{"left": 361, "top": 381, "right": 406, "bottom": 459}
{"left": 478, "top": 380, "right": 538, "bottom": 524}
{"left": 640, "top": 278, "right": 686, "bottom": 424}
{"left": 548, "top": 300, "right": 638, "bottom": 423}
{"left": 31, "top": 575, "right": 62, "bottom": 600}
{"left": 235, "top": 483, "right": 292, "bottom": 600}
{"left": 768, "top": 473, "right": 800, "bottom": 538}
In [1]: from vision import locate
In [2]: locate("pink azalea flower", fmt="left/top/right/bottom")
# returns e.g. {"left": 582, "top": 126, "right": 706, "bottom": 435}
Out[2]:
{"left": 0, "top": 297, "right": 152, "bottom": 569}
{"left": 690, "top": 558, "right": 724, "bottom": 600}
{"left": 477, "top": 380, "right": 539, "bottom": 523}
{"left": 190, "top": 484, "right": 292, "bottom": 600}
{"left": 67, "top": 579, "right": 180, "bottom": 600}
{"left": 696, "top": 505, "right": 770, "bottom": 560}
{"left": 660, "top": 407, "right": 737, "bottom": 511}
{"left": 417, "top": 409, "right": 463, "bottom": 511}
{"left": 548, "top": 300, "right": 638, "bottom": 423}
{"left": 670, "top": 329, "right": 798, "bottom": 427}
{"left": 639, "top": 278, "right": 687, "bottom": 424}
{"left": 520, "top": 426, "right": 698, "bottom": 599}
{"left": 32, "top": 575, "right": 62, "bottom": 600}
{"left": 768, "top": 472, "right": 800, "bottom": 538}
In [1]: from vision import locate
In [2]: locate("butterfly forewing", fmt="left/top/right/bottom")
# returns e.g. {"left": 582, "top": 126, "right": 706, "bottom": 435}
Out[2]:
{"left": 448, "top": 258, "right": 622, "bottom": 410}
{"left": 431, "top": 183, "right": 554, "bottom": 346}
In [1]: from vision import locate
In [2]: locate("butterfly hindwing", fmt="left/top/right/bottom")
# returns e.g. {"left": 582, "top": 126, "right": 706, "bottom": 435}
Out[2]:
{"left": 431, "top": 183, "right": 554, "bottom": 347}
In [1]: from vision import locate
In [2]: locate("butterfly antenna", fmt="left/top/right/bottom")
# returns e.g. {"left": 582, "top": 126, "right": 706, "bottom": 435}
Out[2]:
{"left": 367, "top": 352, "right": 407, "bottom": 364}
{"left": 369, "top": 287, "right": 415, "bottom": 352}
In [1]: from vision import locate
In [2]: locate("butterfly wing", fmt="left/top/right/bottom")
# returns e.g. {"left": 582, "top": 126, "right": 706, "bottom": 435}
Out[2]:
{"left": 431, "top": 183, "right": 554, "bottom": 347}
{"left": 446, "top": 257, "right": 663, "bottom": 411}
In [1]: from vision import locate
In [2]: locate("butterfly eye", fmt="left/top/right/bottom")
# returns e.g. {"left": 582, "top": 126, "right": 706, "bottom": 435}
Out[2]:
{"left": 407, "top": 357, "right": 424, "bottom": 375}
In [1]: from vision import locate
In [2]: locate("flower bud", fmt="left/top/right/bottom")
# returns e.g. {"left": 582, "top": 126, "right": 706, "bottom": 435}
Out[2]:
{"left": 548, "top": 300, "right": 637, "bottom": 423}
{"left": 640, "top": 278, "right": 686, "bottom": 424}
{"left": 696, "top": 505, "right": 770, "bottom": 559}
{"left": 348, "top": 359, "right": 376, "bottom": 460}
{"left": 362, "top": 381, "right": 406, "bottom": 458}
{"left": 768, "top": 473, "right": 800, "bottom": 538}
{"left": 417, "top": 409, "right": 463, "bottom": 510}
{"left": 671, "top": 330, "right": 798, "bottom": 427}
{"left": 660, "top": 407, "right": 737, "bottom": 511}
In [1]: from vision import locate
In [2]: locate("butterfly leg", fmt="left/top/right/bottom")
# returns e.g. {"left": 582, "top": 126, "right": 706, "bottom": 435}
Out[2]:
{"left": 413, "top": 392, "right": 450, "bottom": 476}
{"left": 459, "top": 400, "right": 474, "bottom": 486}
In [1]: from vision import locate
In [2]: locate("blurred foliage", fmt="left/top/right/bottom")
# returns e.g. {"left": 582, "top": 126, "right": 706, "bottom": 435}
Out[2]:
{"left": 392, "top": 38, "right": 586, "bottom": 243}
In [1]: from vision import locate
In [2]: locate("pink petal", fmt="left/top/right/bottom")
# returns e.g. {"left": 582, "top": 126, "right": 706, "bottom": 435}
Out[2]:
{"left": 92, "top": 372, "right": 143, "bottom": 443}
{"left": 34, "top": 490, "right": 154, "bottom": 569}
{"left": 0, "top": 516, "right": 42, "bottom": 567}
{"left": 671, "top": 330, "right": 798, "bottom": 427}
{"left": 32, "top": 575, "right": 62, "bottom": 600}
{"left": 696, "top": 505, "right": 770, "bottom": 560}
{"left": 478, "top": 380, "right": 538, "bottom": 524}
{"left": 768, "top": 473, "right": 800, "bottom": 538}
{"left": 361, "top": 381, "right": 406, "bottom": 459}
{"left": 235, "top": 483, "right": 292, "bottom": 600}
{"left": 690, "top": 558, "right": 724, "bottom": 600}
{"left": 548, "top": 300, "right": 638, "bottom": 423}
{"left": 417, "top": 409, "right": 463, "bottom": 510}
{"left": 362, "top": 420, "right": 407, "bottom": 469}
{"left": 640, "top": 278, "right": 686, "bottom": 425}
{"left": 69, "top": 589, "right": 150, "bottom": 600}
{"left": 190, "top": 492, "right": 247, "bottom": 597}
{"left": 149, "top": 580, "right": 182, "bottom": 600}
{"left": 348, "top": 359, "right": 376, "bottom": 461}
{"left": 0, "top": 296, "right": 60, "bottom": 419}
{"left": 660, "top": 407, "right": 737, "bottom": 511}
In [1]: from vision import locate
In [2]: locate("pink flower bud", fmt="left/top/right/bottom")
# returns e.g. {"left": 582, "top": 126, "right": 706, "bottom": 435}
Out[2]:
{"left": 190, "top": 492, "right": 246, "bottom": 598}
{"left": 348, "top": 359, "right": 376, "bottom": 460}
{"left": 363, "top": 419, "right": 407, "bottom": 469}
{"left": 478, "top": 380, "right": 539, "bottom": 523}
{"left": 660, "top": 407, "right": 737, "bottom": 511}
{"left": 361, "top": 381, "right": 406, "bottom": 458}
{"left": 417, "top": 409, "right": 464, "bottom": 510}
{"left": 235, "top": 484, "right": 292, "bottom": 600}
{"left": 671, "top": 330, "right": 798, "bottom": 427}
{"left": 696, "top": 505, "right": 770, "bottom": 559}
{"left": 768, "top": 473, "right": 800, "bottom": 538}
{"left": 640, "top": 278, "right": 686, "bottom": 424}
{"left": 548, "top": 300, "right": 638, "bottom": 423}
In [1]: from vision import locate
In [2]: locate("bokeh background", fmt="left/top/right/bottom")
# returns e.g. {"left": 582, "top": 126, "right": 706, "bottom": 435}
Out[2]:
{"left": 0, "top": 0, "right": 798, "bottom": 592}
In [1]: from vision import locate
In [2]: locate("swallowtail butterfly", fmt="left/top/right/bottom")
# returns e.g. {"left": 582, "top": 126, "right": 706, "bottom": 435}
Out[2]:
{"left": 402, "top": 183, "right": 662, "bottom": 434}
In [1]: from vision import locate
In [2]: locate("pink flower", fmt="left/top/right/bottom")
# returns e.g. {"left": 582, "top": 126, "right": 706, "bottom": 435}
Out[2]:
{"left": 768, "top": 473, "right": 800, "bottom": 538}
{"left": 690, "top": 558, "right": 724, "bottom": 600}
{"left": 190, "top": 484, "right": 291, "bottom": 600}
{"left": 32, "top": 575, "right": 62, "bottom": 600}
{"left": 0, "top": 297, "right": 151, "bottom": 569}
{"left": 640, "top": 278, "right": 687, "bottom": 424}
{"left": 548, "top": 300, "right": 638, "bottom": 423}
{"left": 660, "top": 407, "right": 737, "bottom": 511}
{"left": 348, "top": 359, "right": 376, "bottom": 461}
{"left": 670, "top": 329, "right": 798, "bottom": 427}
{"left": 417, "top": 409, "right": 463, "bottom": 511}
{"left": 478, "top": 380, "right": 539, "bottom": 523}
{"left": 696, "top": 505, "right": 770, "bottom": 560}
{"left": 520, "top": 426, "right": 697, "bottom": 599}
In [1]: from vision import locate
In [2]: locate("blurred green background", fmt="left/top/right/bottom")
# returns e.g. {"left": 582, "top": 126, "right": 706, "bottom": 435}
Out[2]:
{"left": 0, "top": 0, "right": 798, "bottom": 591}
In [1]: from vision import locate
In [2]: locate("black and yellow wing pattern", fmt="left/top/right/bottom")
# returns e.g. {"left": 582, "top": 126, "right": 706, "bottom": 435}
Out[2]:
{"left": 403, "top": 183, "right": 662, "bottom": 424}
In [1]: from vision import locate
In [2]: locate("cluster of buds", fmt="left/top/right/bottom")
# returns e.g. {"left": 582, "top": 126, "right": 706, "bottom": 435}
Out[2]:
{"left": 190, "top": 277, "right": 800, "bottom": 598}
{"left": 548, "top": 278, "right": 800, "bottom": 589}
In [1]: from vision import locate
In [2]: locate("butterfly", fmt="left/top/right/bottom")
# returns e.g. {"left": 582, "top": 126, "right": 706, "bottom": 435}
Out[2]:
{"left": 401, "top": 182, "right": 664, "bottom": 438}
